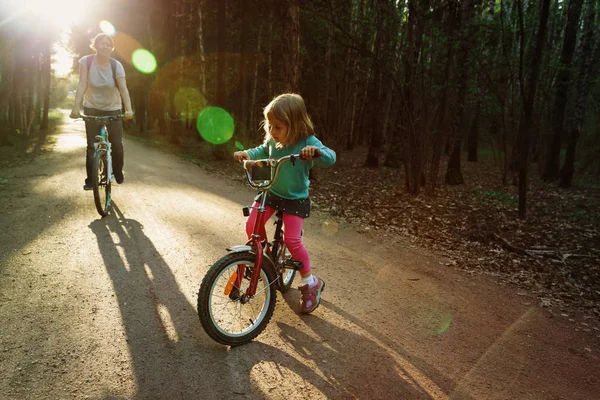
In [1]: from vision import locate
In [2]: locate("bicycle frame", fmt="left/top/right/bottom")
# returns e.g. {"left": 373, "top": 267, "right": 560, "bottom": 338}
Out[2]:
{"left": 94, "top": 125, "right": 113, "bottom": 184}
{"left": 233, "top": 153, "right": 316, "bottom": 302}
{"left": 81, "top": 114, "right": 123, "bottom": 184}
{"left": 235, "top": 190, "right": 270, "bottom": 302}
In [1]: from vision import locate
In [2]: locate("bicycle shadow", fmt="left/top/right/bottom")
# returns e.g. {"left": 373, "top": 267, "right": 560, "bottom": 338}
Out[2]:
{"left": 88, "top": 202, "right": 212, "bottom": 397}
{"left": 87, "top": 203, "right": 455, "bottom": 399}
{"left": 274, "top": 294, "right": 456, "bottom": 399}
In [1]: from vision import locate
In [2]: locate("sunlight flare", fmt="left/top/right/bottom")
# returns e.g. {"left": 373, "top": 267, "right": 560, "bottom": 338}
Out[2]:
{"left": 99, "top": 20, "right": 116, "bottom": 36}
{"left": 196, "top": 107, "right": 235, "bottom": 145}
{"left": 4, "top": 0, "right": 85, "bottom": 28}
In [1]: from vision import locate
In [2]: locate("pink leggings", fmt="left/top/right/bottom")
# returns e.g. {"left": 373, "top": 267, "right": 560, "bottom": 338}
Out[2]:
{"left": 245, "top": 202, "right": 311, "bottom": 275}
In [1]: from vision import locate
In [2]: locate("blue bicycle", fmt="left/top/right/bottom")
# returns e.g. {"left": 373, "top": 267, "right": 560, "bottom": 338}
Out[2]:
{"left": 80, "top": 115, "right": 123, "bottom": 217}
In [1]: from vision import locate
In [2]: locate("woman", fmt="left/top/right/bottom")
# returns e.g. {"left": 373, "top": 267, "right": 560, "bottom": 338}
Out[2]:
{"left": 70, "top": 33, "right": 133, "bottom": 190}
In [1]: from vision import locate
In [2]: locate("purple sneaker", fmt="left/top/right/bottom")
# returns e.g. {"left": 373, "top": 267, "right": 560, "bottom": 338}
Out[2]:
{"left": 299, "top": 278, "right": 325, "bottom": 314}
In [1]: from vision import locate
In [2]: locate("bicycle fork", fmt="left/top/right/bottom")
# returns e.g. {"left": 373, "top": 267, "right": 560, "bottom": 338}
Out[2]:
{"left": 235, "top": 192, "right": 270, "bottom": 303}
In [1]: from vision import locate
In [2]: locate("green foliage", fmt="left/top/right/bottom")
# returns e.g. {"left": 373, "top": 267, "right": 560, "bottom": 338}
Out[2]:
{"left": 473, "top": 189, "right": 517, "bottom": 207}
{"left": 50, "top": 76, "right": 75, "bottom": 109}
{"left": 48, "top": 110, "right": 63, "bottom": 120}
{"left": 478, "top": 148, "right": 504, "bottom": 158}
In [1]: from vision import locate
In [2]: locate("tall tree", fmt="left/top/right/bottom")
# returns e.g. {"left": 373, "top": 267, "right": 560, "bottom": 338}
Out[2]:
{"left": 216, "top": 0, "right": 227, "bottom": 106}
{"left": 516, "top": 0, "right": 551, "bottom": 219}
{"left": 542, "top": 0, "right": 584, "bottom": 180}
{"left": 365, "top": 0, "right": 388, "bottom": 168}
{"left": 282, "top": 0, "right": 300, "bottom": 92}
{"left": 40, "top": 41, "right": 52, "bottom": 130}
{"left": 559, "top": 0, "right": 596, "bottom": 187}
{"left": 445, "top": 0, "right": 476, "bottom": 186}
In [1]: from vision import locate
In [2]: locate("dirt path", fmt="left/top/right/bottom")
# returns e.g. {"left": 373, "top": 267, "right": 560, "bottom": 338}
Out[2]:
{"left": 0, "top": 112, "right": 598, "bottom": 399}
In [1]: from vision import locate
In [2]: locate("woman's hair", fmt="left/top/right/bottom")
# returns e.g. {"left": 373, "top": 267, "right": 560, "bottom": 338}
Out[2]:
{"left": 90, "top": 33, "right": 114, "bottom": 52}
{"left": 262, "top": 93, "right": 314, "bottom": 146}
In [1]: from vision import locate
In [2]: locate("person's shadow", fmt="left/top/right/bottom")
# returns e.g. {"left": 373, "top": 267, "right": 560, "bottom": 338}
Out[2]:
{"left": 89, "top": 202, "right": 213, "bottom": 397}
{"left": 88, "top": 203, "right": 456, "bottom": 399}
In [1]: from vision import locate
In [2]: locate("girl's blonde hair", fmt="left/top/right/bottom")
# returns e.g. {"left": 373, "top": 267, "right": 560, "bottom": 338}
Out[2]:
{"left": 90, "top": 33, "right": 114, "bottom": 52}
{"left": 262, "top": 93, "right": 314, "bottom": 146}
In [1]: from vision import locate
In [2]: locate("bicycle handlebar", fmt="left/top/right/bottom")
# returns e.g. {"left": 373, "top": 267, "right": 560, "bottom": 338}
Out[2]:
{"left": 243, "top": 149, "right": 321, "bottom": 190}
{"left": 79, "top": 114, "right": 124, "bottom": 123}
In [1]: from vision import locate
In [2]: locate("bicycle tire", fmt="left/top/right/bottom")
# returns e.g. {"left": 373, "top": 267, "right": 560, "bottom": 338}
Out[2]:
{"left": 276, "top": 241, "right": 296, "bottom": 293}
{"left": 92, "top": 150, "right": 111, "bottom": 217}
{"left": 198, "top": 251, "right": 277, "bottom": 346}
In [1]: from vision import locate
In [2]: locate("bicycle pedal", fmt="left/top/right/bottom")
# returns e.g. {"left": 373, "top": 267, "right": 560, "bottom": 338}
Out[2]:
{"left": 283, "top": 260, "right": 303, "bottom": 271}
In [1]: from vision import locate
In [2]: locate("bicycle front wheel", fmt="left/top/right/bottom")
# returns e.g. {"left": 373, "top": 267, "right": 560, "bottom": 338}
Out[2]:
{"left": 92, "top": 150, "right": 111, "bottom": 217}
{"left": 198, "top": 251, "right": 277, "bottom": 346}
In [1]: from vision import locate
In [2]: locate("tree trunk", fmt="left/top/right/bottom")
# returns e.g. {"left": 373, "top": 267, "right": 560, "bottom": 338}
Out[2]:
{"left": 40, "top": 45, "right": 51, "bottom": 130}
{"left": 249, "top": 22, "right": 263, "bottom": 139}
{"left": 559, "top": 0, "right": 596, "bottom": 188}
{"left": 216, "top": 0, "right": 227, "bottom": 106}
{"left": 516, "top": 0, "right": 551, "bottom": 219}
{"left": 542, "top": 0, "right": 584, "bottom": 180}
{"left": 267, "top": 7, "right": 274, "bottom": 97}
{"left": 444, "top": 0, "right": 475, "bottom": 186}
{"left": 365, "top": 0, "right": 387, "bottom": 168}
{"left": 238, "top": 0, "right": 249, "bottom": 140}
{"left": 197, "top": 0, "right": 206, "bottom": 95}
{"left": 427, "top": 2, "right": 456, "bottom": 195}
{"left": 467, "top": 111, "right": 479, "bottom": 162}
{"left": 446, "top": 140, "right": 464, "bottom": 184}
{"left": 281, "top": 0, "right": 300, "bottom": 92}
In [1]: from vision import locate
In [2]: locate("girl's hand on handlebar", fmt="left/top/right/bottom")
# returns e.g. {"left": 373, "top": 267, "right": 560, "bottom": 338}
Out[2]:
{"left": 299, "top": 145, "right": 320, "bottom": 160}
{"left": 243, "top": 159, "right": 257, "bottom": 171}
{"left": 234, "top": 151, "right": 250, "bottom": 162}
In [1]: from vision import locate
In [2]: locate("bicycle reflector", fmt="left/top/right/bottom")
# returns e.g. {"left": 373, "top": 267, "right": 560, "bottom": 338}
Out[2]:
{"left": 224, "top": 272, "right": 238, "bottom": 296}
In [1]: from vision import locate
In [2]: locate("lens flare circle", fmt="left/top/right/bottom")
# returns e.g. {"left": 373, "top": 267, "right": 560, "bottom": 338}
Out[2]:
{"left": 132, "top": 49, "right": 157, "bottom": 74}
{"left": 196, "top": 107, "right": 235, "bottom": 145}
{"left": 235, "top": 141, "right": 245, "bottom": 150}
{"left": 99, "top": 20, "right": 116, "bottom": 37}
{"left": 174, "top": 87, "right": 206, "bottom": 116}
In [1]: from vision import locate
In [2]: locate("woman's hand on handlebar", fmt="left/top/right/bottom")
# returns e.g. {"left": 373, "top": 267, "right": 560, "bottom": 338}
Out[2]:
{"left": 299, "top": 145, "right": 320, "bottom": 160}
{"left": 69, "top": 110, "right": 80, "bottom": 119}
{"left": 124, "top": 111, "right": 134, "bottom": 120}
{"left": 234, "top": 151, "right": 250, "bottom": 163}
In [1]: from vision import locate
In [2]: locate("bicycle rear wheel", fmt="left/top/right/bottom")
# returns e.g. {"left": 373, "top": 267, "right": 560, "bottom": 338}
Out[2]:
{"left": 276, "top": 241, "right": 296, "bottom": 293}
{"left": 92, "top": 150, "right": 111, "bottom": 217}
{"left": 198, "top": 251, "right": 277, "bottom": 346}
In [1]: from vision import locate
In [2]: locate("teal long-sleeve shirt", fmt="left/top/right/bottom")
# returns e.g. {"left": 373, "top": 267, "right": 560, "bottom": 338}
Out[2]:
{"left": 246, "top": 135, "right": 336, "bottom": 200}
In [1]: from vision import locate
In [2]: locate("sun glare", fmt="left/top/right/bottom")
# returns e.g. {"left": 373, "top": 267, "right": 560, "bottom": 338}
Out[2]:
{"left": 3, "top": 1, "right": 89, "bottom": 77}
{"left": 20, "top": 0, "right": 84, "bottom": 28}
{"left": 53, "top": 43, "right": 74, "bottom": 77}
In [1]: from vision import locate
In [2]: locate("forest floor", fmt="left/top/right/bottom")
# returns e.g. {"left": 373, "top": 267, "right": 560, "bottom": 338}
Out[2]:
{"left": 14, "top": 118, "right": 596, "bottom": 325}
{"left": 173, "top": 137, "right": 600, "bottom": 330}
{"left": 1, "top": 116, "right": 599, "bottom": 399}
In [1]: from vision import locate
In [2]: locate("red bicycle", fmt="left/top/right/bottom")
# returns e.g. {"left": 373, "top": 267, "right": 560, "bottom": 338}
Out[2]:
{"left": 197, "top": 152, "right": 317, "bottom": 346}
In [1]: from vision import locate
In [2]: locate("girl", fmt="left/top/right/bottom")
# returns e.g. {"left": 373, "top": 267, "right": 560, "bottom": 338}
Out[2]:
{"left": 70, "top": 33, "right": 134, "bottom": 190}
{"left": 234, "top": 93, "right": 336, "bottom": 314}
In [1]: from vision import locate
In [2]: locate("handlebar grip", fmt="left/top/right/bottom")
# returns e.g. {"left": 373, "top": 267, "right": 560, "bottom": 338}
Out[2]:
{"left": 299, "top": 149, "right": 321, "bottom": 160}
